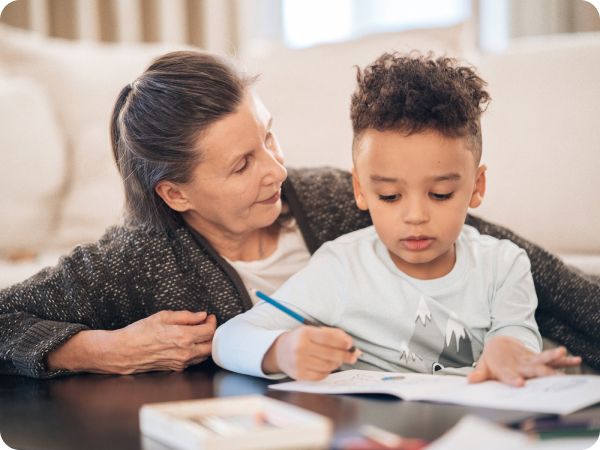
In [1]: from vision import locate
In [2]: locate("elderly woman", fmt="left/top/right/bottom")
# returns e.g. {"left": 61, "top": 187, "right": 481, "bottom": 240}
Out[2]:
{"left": 0, "top": 51, "right": 598, "bottom": 379}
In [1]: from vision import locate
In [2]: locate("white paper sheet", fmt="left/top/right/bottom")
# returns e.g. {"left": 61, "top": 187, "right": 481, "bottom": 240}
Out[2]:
{"left": 269, "top": 369, "right": 600, "bottom": 414}
{"left": 428, "top": 415, "right": 598, "bottom": 450}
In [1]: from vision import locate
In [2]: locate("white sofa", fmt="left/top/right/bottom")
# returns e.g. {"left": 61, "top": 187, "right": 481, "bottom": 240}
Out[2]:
{"left": 1, "top": 23, "right": 599, "bottom": 288}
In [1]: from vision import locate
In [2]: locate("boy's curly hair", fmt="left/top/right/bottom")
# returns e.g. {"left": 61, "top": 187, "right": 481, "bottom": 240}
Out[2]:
{"left": 351, "top": 52, "right": 490, "bottom": 163}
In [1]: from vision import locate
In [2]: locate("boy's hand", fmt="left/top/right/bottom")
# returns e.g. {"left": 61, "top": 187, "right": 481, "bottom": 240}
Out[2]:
{"left": 262, "top": 326, "right": 360, "bottom": 381}
{"left": 468, "top": 335, "right": 582, "bottom": 387}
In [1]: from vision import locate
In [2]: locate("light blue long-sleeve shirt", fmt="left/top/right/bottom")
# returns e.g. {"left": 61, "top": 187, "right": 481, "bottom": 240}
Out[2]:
{"left": 213, "top": 225, "right": 542, "bottom": 378}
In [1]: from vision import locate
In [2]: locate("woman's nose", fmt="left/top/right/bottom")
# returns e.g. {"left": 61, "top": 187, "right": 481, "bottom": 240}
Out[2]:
{"left": 261, "top": 146, "right": 287, "bottom": 185}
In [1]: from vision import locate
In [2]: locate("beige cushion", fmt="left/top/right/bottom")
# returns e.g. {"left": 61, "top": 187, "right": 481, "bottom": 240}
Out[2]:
{"left": 0, "top": 75, "right": 65, "bottom": 253}
{"left": 0, "top": 25, "right": 186, "bottom": 248}
{"left": 476, "top": 33, "right": 600, "bottom": 253}
{"left": 248, "top": 22, "right": 474, "bottom": 171}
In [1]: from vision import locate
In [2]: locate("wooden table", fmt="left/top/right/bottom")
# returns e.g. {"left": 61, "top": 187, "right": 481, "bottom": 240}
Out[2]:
{"left": 0, "top": 361, "right": 582, "bottom": 450}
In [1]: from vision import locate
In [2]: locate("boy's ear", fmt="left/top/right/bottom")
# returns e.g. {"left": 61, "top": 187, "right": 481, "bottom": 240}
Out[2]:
{"left": 155, "top": 181, "right": 192, "bottom": 212}
{"left": 469, "top": 165, "right": 487, "bottom": 209}
{"left": 352, "top": 168, "right": 369, "bottom": 211}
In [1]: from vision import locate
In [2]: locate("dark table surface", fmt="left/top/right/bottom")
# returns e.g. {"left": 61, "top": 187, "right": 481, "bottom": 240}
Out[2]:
{"left": 1, "top": 361, "right": 596, "bottom": 450}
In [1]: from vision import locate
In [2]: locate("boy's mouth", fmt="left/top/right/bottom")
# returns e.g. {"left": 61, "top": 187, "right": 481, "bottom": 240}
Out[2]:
{"left": 400, "top": 236, "right": 434, "bottom": 251}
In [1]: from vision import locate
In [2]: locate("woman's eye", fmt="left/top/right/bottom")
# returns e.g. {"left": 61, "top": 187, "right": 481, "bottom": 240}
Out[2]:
{"left": 378, "top": 194, "right": 400, "bottom": 202}
{"left": 430, "top": 192, "right": 454, "bottom": 201}
{"left": 234, "top": 156, "right": 249, "bottom": 173}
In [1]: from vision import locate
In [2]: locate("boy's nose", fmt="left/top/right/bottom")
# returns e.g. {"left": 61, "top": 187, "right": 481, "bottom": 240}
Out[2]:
{"left": 403, "top": 199, "right": 429, "bottom": 224}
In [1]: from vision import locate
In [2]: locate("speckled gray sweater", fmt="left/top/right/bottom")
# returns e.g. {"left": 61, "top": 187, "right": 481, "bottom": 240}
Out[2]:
{"left": 1, "top": 167, "right": 599, "bottom": 378}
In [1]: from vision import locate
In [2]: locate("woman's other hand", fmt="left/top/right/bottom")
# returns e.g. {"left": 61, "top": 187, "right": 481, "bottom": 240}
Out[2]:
{"left": 261, "top": 326, "right": 360, "bottom": 381}
{"left": 47, "top": 310, "right": 216, "bottom": 374}
{"left": 468, "top": 335, "right": 582, "bottom": 387}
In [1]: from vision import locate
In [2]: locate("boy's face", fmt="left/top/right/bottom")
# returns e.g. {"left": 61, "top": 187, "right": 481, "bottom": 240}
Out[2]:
{"left": 352, "top": 129, "right": 486, "bottom": 280}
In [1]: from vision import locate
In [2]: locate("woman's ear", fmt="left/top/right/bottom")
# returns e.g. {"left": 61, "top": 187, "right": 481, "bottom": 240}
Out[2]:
{"left": 155, "top": 181, "right": 191, "bottom": 212}
{"left": 352, "top": 168, "right": 369, "bottom": 211}
{"left": 469, "top": 164, "right": 487, "bottom": 209}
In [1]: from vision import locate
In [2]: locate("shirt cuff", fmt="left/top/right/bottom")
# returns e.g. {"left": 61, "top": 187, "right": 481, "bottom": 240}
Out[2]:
{"left": 486, "top": 325, "right": 542, "bottom": 353}
{"left": 213, "top": 326, "right": 288, "bottom": 379}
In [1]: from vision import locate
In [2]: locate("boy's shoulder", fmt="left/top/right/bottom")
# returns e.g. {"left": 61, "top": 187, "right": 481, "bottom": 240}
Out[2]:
{"left": 461, "top": 224, "right": 528, "bottom": 262}
{"left": 313, "top": 226, "right": 379, "bottom": 261}
{"left": 329, "top": 225, "right": 377, "bottom": 244}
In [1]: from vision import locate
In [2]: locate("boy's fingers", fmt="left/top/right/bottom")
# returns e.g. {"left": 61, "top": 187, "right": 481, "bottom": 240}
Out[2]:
{"left": 548, "top": 355, "right": 582, "bottom": 368}
{"left": 305, "top": 355, "right": 344, "bottom": 373}
{"left": 308, "top": 344, "right": 358, "bottom": 366}
{"left": 519, "top": 363, "right": 556, "bottom": 379}
{"left": 467, "top": 363, "right": 489, "bottom": 383}
{"left": 307, "top": 326, "right": 354, "bottom": 351}
{"left": 476, "top": 361, "right": 524, "bottom": 386}
{"left": 533, "top": 346, "right": 566, "bottom": 364}
{"left": 496, "top": 367, "right": 525, "bottom": 386}
{"left": 298, "top": 368, "right": 334, "bottom": 382}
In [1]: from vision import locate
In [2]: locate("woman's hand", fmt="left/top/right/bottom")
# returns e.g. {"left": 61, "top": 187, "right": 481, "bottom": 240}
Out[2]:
{"left": 261, "top": 326, "right": 360, "bottom": 381}
{"left": 468, "top": 335, "right": 582, "bottom": 387}
{"left": 47, "top": 310, "right": 217, "bottom": 375}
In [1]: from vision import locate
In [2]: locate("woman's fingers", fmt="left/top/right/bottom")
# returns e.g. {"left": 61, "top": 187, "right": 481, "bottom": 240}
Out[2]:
{"left": 117, "top": 310, "right": 217, "bottom": 372}
{"left": 184, "top": 314, "right": 217, "bottom": 343}
{"left": 159, "top": 310, "right": 208, "bottom": 326}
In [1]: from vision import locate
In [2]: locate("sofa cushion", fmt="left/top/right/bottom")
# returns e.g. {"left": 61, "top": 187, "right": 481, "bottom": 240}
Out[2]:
{"left": 0, "top": 25, "right": 186, "bottom": 248}
{"left": 0, "top": 75, "right": 65, "bottom": 254}
{"left": 247, "top": 21, "right": 474, "bottom": 170}
{"left": 477, "top": 33, "right": 600, "bottom": 254}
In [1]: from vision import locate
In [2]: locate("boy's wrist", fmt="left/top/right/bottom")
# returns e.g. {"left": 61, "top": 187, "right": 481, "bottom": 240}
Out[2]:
{"left": 261, "top": 332, "right": 287, "bottom": 375}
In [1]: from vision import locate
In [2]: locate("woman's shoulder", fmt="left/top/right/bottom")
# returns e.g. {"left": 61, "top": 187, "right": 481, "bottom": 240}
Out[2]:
{"left": 286, "top": 166, "right": 351, "bottom": 190}
{"left": 284, "top": 166, "right": 371, "bottom": 253}
{"left": 284, "top": 166, "right": 356, "bottom": 209}
{"left": 86, "top": 224, "right": 199, "bottom": 262}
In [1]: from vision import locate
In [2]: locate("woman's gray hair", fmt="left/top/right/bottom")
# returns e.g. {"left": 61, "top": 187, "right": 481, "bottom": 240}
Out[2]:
{"left": 110, "top": 51, "right": 256, "bottom": 234}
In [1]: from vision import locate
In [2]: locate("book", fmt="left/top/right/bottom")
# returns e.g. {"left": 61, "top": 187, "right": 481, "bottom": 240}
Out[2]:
{"left": 269, "top": 369, "right": 600, "bottom": 415}
{"left": 139, "top": 395, "right": 332, "bottom": 450}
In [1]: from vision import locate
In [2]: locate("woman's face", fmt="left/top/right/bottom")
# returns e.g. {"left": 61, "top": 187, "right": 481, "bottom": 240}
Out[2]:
{"left": 175, "top": 91, "right": 287, "bottom": 238}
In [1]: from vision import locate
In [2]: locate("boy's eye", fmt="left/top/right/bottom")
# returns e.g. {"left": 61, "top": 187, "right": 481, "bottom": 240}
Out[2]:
{"left": 378, "top": 194, "right": 400, "bottom": 203}
{"left": 430, "top": 192, "right": 454, "bottom": 201}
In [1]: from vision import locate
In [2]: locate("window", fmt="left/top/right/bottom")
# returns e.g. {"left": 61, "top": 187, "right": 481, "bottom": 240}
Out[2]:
{"left": 282, "top": 0, "right": 471, "bottom": 49}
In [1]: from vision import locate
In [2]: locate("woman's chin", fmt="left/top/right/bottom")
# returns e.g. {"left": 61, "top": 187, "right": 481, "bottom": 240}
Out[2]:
{"left": 265, "top": 201, "right": 283, "bottom": 224}
{"left": 246, "top": 200, "right": 283, "bottom": 230}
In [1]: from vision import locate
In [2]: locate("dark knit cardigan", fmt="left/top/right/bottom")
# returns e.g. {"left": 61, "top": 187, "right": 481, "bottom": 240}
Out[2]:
{"left": 1, "top": 167, "right": 598, "bottom": 378}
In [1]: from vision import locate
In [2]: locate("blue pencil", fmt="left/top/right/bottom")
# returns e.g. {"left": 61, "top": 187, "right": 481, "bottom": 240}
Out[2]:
{"left": 255, "top": 290, "right": 318, "bottom": 326}
{"left": 255, "top": 290, "right": 357, "bottom": 353}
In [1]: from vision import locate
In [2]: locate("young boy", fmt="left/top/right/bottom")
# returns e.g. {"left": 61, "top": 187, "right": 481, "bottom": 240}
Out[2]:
{"left": 212, "top": 53, "right": 580, "bottom": 386}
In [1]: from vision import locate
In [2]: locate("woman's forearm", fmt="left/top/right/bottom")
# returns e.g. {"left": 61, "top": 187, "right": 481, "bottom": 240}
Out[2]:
{"left": 46, "top": 329, "right": 116, "bottom": 373}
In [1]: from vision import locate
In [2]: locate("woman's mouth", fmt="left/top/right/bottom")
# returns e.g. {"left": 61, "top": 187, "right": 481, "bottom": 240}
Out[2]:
{"left": 257, "top": 191, "right": 281, "bottom": 204}
{"left": 401, "top": 237, "right": 434, "bottom": 251}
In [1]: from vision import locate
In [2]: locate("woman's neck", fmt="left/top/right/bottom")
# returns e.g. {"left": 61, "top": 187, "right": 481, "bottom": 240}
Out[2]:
{"left": 193, "top": 224, "right": 280, "bottom": 262}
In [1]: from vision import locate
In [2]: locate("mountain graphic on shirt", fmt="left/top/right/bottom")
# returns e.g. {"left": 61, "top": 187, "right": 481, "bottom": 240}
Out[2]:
{"left": 404, "top": 295, "right": 446, "bottom": 373}
{"left": 437, "top": 313, "right": 475, "bottom": 368}
{"left": 398, "top": 340, "right": 422, "bottom": 365}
